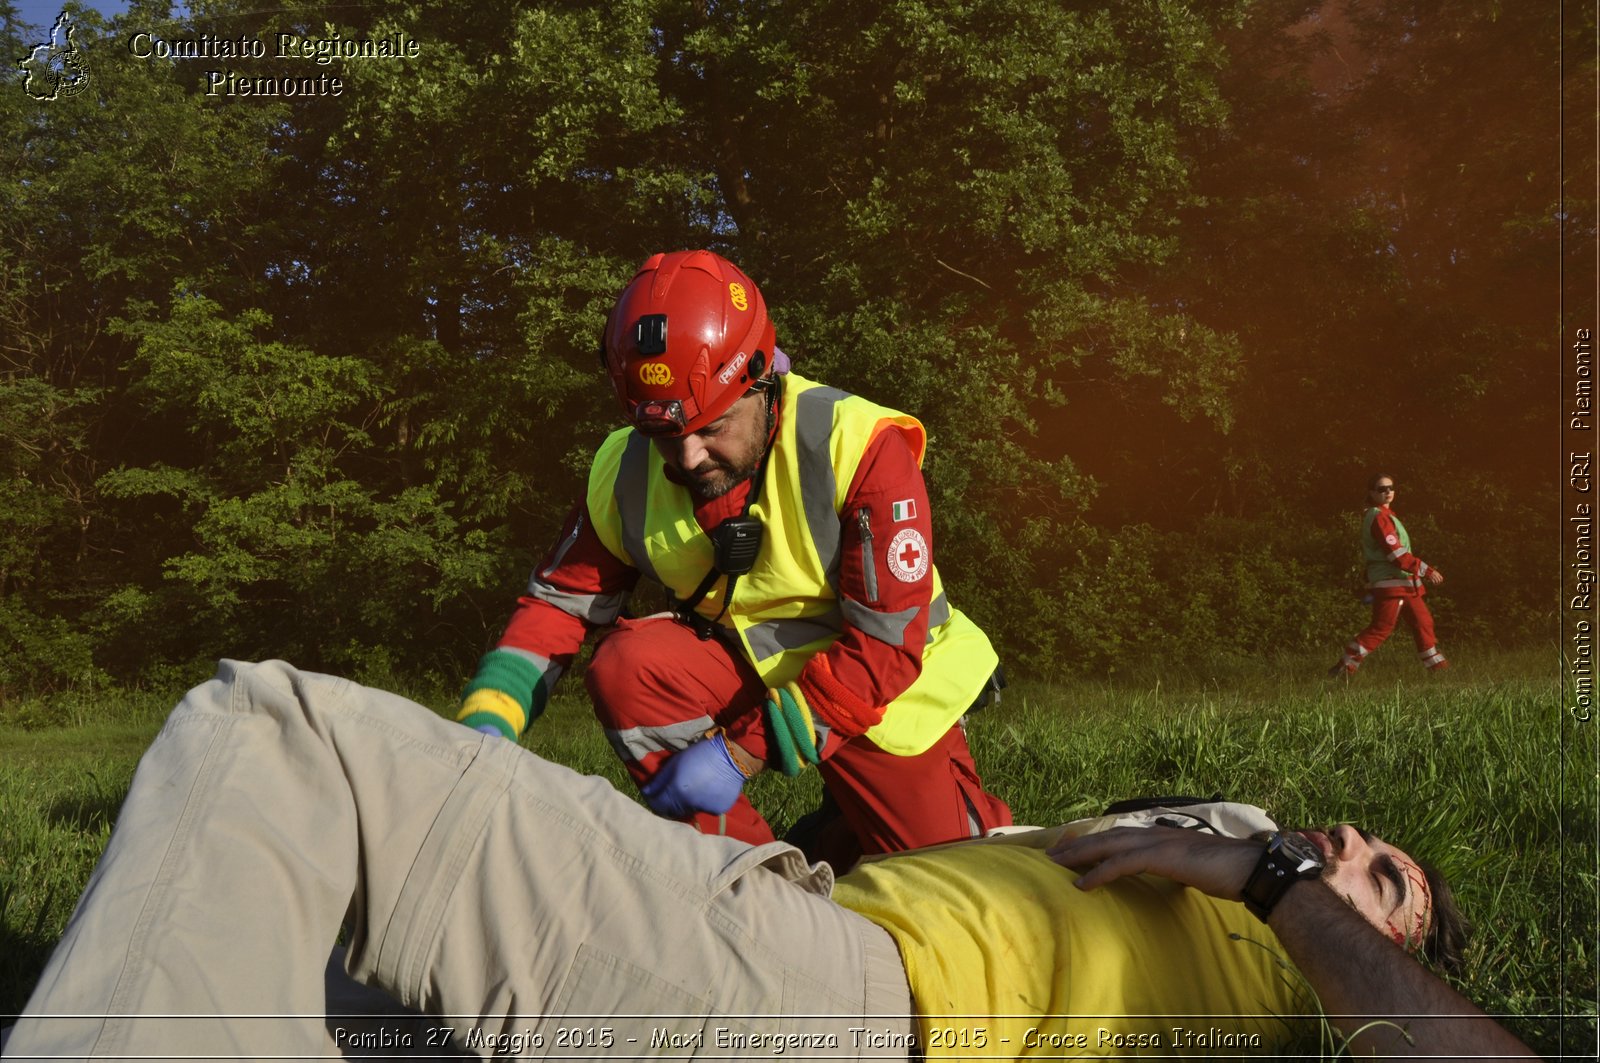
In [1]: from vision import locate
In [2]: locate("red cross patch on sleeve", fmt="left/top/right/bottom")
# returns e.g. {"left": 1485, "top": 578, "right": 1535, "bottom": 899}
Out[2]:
{"left": 887, "top": 528, "right": 929, "bottom": 582}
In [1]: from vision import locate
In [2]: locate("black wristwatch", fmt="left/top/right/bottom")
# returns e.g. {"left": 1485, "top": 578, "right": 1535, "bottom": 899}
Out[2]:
{"left": 1240, "top": 831, "right": 1325, "bottom": 922}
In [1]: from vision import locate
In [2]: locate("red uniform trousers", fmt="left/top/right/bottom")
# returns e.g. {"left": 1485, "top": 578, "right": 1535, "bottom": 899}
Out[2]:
{"left": 1340, "top": 591, "right": 1447, "bottom": 672}
{"left": 584, "top": 615, "right": 1011, "bottom": 868}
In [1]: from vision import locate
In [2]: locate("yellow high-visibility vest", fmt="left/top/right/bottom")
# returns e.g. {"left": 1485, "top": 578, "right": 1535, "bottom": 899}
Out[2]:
{"left": 586, "top": 374, "right": 997, "bottom": 755}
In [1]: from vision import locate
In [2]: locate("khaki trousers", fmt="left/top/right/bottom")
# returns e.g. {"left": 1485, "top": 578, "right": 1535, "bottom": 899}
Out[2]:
{"left": 8, "top": 661, "right": 914, "bottom": 1060}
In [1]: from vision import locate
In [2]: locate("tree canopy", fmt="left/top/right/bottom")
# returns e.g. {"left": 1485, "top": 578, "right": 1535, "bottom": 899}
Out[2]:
{"left": 0, "top": 0, "right": 1556, "bottom": 693}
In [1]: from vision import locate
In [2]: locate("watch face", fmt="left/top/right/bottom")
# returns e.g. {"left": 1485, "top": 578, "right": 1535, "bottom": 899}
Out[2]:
{"left": 1273, "top": 832, "right": 1324, "bottom": 875}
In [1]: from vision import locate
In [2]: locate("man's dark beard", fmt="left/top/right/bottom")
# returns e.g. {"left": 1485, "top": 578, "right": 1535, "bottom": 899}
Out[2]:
{"left": 687, "top": 453, "right": 762, "bottom": 500}
{"left": 685, "top": 401, "right": 775, "bottom": 500}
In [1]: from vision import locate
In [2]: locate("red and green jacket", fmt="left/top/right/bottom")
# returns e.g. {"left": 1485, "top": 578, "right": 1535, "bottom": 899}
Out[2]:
{"left": 1362, "top": 505, "right": 1434, "bottom": 597}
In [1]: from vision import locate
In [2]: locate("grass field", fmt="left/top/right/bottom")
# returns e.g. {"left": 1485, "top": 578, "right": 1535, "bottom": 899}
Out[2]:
{"left": 1, "top": 646, "right": 1593, "bottom": 1057}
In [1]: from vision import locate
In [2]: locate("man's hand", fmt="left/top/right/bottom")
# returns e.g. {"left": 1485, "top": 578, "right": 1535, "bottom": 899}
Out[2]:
{"left": 1047, "top": 826, "right": 1261, "bottom": 900}
{"left": 1425, "top": 567, "right": 1444, "bottom": 586}
{"left": 640, "top": 733, "right": 749, "bottom": 817}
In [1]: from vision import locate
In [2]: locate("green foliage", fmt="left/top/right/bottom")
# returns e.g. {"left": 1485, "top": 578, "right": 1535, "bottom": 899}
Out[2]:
{"left": 0, "top": 378, "right": 96, "bottom": 588}
{"left": 0, "top": 0, "right": 1553, "bottom": 692}
{"left": 0, "top": 595, "right": 107, "bottom": 695}
{"left": 83, "top": 295, "right": 507, "bottom": 672}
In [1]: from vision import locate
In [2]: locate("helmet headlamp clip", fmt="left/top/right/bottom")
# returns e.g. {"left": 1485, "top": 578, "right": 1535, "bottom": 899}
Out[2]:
{"left": 634, "top": 314, "right": 668, "bottom": 356}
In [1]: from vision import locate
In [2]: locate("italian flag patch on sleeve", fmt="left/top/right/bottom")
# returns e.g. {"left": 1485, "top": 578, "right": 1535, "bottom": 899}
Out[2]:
{"left": 891, "top": 499, "right": 917, "bottom": 522}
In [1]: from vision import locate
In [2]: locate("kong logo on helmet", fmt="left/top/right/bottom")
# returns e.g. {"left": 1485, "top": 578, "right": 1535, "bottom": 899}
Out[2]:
{"left": 638, "top": 362, "right": 674, "bottom": 387}
{"left": 601, "top": 250, "right": 777, "bottom": 437}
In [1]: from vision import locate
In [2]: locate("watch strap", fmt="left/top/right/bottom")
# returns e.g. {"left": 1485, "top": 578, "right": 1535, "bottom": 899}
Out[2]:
{"left": 1241, "top": 832, "right": 1323, "bottom": 922}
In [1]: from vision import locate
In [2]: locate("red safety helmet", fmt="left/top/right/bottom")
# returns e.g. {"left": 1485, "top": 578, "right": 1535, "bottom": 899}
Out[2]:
{"left": 601, "top": 249, "right": 776, "bottom": 436}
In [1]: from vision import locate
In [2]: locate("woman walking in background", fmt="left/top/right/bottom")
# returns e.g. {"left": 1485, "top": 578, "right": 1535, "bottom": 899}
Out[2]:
{"left": 1329, "top": 473, "right": 1449, "bottom": 676}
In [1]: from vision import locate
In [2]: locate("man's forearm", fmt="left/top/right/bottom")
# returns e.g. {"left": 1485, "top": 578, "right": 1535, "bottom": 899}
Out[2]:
{"left": 1050, "top": 827, "right": 1539, "bottom": 1061}
{"left": 1268, "top": 881, "right": 1536, "bottom": 1059}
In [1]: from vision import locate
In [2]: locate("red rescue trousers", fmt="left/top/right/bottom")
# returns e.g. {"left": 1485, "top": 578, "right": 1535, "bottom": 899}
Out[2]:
{"left": 584, "top": 615, "right": 1011, "bottom": 868}
{"left": 1339, "top": 592, "right": 1448, "bottom": 672}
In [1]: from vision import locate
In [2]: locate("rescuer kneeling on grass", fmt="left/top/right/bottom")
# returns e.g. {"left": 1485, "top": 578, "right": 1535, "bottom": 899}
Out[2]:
{"left": 455, "top": 249, "right": 1010, "bottom": 868}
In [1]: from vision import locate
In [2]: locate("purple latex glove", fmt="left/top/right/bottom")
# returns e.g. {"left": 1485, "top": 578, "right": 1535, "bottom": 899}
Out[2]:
{"left": 641, "top": 733, "right": 747, "bottom": 817}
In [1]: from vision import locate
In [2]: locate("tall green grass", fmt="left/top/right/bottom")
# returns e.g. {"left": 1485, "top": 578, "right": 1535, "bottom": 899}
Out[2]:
{"left": 1, "top": 648, "right": 1591, "bottom": 1056}
{"left": 964, "top": 650, "right": 1590, "bottom": 1057}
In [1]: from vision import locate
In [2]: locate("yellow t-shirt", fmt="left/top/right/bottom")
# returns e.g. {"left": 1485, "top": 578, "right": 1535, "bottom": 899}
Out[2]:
{"left": 832, "top": 827, "right": 1313, "bottom": 1058}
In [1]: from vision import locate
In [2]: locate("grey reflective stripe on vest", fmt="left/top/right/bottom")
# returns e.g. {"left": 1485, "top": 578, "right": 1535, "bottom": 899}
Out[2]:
{"left": 836, "top": 592, "right": 949, "bottom": 648}
{"left": 615, "top": 432, "right": 663, "bottom": 585}
{"left": 745, "top": 604, "right": 844, "bottom": 663}
{"left": 527, "top": 576, "right": 627, "bottom": 626}
{"left": 840, "top": 596, "right": 919, "bottom": 647}
{"left": 741, "top": 591, "right": 947, "bottom": 663}
{"left": 605, "top": 716, "right": 715, "bottom": 762}
{"left": 795, "top": 386, "right": 850, "bottom": 585}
